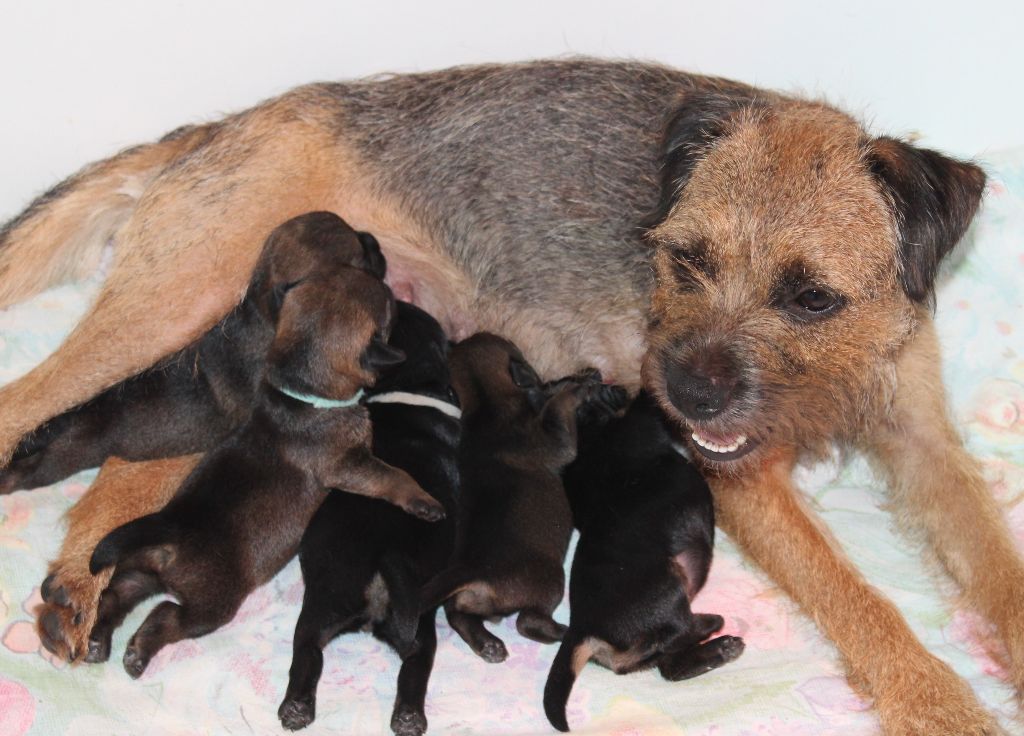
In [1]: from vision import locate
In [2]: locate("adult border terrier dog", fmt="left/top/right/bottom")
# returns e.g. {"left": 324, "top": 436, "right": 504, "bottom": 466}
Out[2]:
{"left": 1, "top": 59, "right": 1019, "bottom": 734}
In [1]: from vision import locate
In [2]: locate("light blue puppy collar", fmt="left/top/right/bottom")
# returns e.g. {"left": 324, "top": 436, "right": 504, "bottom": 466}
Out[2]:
{"left": 277, "top": 386, "right": 364, "bottom": 409}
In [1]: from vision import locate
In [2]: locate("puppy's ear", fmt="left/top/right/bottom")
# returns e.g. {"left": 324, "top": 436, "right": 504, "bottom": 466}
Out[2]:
{"left": 360, "top": 336, "right": 406, "bottom": 374}
{"left": 645, "top": 88, "right": 766, "bottom": 228}
{"left": 357, "top": 231, "right": 388, "bottom": 280}
{"left": 866, "top": 138, "right": 986, "bottom": 303}
{"left": 508, "top": 357, "right": 540, "bottom": 389}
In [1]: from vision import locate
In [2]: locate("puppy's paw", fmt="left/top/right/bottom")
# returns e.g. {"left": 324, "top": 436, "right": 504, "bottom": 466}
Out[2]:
{"left": 390, "top": 704, "right": 428, "bottom": 736}
{"left": 279, "top": 695, "right": 316, "bottom": 731}
{"left": 84, "top": 632, "right": 112, "bottom": 664}
{"left": 405, "top": 498, "right": 446, "bottom": 523}
{"left": 36, "top": 567, "right": 108, "bottom": 663}
{"left": 478, "top": 639, "right": 508, "bottom": 663}
{"left": 122, "top": 645, "right": 150, "bottom": 679}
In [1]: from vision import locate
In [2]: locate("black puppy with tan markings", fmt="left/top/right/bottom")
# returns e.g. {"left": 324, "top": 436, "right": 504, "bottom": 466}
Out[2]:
{"left": 544, "top": 391, "right": 744, "bottom": 732}
{"left": 279, "top": 301, "right": 460, "bottom": 736}
{"left": 421, "top": 333, "right": 618, "bottom": 663}
{"left": 84, "top": 267, "right": 443, "bottom": 677}
{"left": 0, "top": 210, "right": 387, "bottom": 494}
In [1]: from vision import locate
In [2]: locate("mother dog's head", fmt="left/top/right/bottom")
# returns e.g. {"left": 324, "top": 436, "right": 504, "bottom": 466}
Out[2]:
{"left": 641, "top": 89, "right": 985, "bottom": 470}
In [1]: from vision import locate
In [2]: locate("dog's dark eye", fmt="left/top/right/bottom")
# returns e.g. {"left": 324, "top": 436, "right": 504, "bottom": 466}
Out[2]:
{"left": 785, "top": 287, "right": 844, "bottom": 320}
{"left": 795, "top": 289, "right": 834, "bottom": 312}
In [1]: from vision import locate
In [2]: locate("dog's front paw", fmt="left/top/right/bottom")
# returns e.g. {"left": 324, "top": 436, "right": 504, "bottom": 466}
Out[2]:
{"left": 877, "top": 658, "right": 1006, "bottom": 736}
{"left": 478, "top": 638, "right": 508, "bottom": 663}
{"left": 36, "top": 567, "right": 108, "bottom": 663}
{"left": 390, "top": 704, "right": 428, "bottom": 736}
{"left": 279, "top": 695, "right": 316, "bottom": 731}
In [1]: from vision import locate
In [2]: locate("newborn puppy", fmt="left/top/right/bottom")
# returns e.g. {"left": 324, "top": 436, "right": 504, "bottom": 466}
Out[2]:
{"left": 0, "top": 211, "right": 385, "bottom": 493}
{"left": 543, "top": 391, "right": 745, "bottom": 732}
{"left": 85, "top": 269, "right": 444, "bottom": 677}
{"left": 422, "top": 333, "right": 614, "bottom": 663}
{"left": 279, "top": 301, "right": 460, "bottom": 736}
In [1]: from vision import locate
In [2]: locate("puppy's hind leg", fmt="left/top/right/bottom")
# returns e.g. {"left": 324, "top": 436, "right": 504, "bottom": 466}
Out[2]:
{"left": 0, "top": 103, "right": 347, "bottom": 463}
{"left": 122, "top": 598, "right": 233, "bottom": 679}
{"left": 444, "top": 605, "right": 508, "bottom": 664}
{"left": 516, "top": 608, "right": 568, "bottom": 644}
{"left": 84, "top": 569, "right": 162, "bottom": 664}
{"left": 656, "top": 636, "right": 745, "bottom": 682}
{"left": 390, "top": 613, "right": 438, "bottom": 736}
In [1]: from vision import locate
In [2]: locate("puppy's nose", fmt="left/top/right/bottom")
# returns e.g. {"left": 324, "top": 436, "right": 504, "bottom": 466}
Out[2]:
{"left": 665, "top": 361, "right": 736, "bottom": 421}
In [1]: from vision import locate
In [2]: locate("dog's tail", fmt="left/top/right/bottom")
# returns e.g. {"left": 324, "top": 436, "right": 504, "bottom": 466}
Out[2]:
{"left": 543, "top": 629, "right": 591, "bottom": 732}
{"left": 0, "top": 123, "right": 216, "bottom": 308}
{"left": 418, "top": 564, "right": 475, "bottom": 613}
{"left": 89, "top": 512, "right": 177, "bottom": 575}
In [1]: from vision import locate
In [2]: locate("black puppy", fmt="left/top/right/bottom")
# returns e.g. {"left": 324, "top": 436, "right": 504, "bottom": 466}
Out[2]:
{"left": 278, "top": 301, "right": 460, "bottom": 736}
{"left": 422, "top": 333, "right": 615, "bottom": 663}
{"left": 543, "top": 391, "right": 745, "bottom": 732}
{"left": 0, "top": 211, "right": 386, "bottom": 493}
{"left": 85, "top": 267, "right": 444, "bottom": 677}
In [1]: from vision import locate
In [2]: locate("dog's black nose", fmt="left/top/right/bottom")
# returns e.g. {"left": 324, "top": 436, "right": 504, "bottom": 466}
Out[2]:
{"left": 665, "top": 361, "right": 736, "bottom": 420}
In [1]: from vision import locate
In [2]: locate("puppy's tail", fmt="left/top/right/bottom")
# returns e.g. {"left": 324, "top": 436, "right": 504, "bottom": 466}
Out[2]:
{"left": 89, "top": 513, "right": 177, "bottom": 575}
{"left": 418, "top": 565, "right": 474, "bottom": 612}
{"left": 0, "top": 123, "right": 216, "bottom": 308}
{"left": 379, "top": 554, "right": 419, "bottom": 653}
{"left": 543, "top": 630, "right": 591, "bottom": 732}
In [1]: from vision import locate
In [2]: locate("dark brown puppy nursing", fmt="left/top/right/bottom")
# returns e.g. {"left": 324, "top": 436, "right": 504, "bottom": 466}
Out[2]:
{"left": 544, "top": 391, "right": 744, "bottom": 732}
{"left": 422, "top": 333, "right": 616, "bottom": 662}
{"left": 279, "top": 301, "right": 459, "bottom": 736}
{"left": 0, "top": 211, "right": 386, "bottom": 494}
{"left": 84, "top": 267, "right": 443, "bottom": 677}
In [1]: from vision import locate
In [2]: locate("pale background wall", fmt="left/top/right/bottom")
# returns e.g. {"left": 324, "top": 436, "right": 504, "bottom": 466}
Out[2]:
{"left": 2, "top": 0, "right": 1020, "bottom": 222}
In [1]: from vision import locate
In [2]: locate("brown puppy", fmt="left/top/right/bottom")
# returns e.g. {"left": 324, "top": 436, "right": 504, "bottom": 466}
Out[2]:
{"left": 0, "top": 60, "right": 1019, "bottom": 733}
{"left": 421, "top": 334, "right": 611, "bottom": 662}
{"left": 85, "top": 266, "right": 443, "bottom": 677}
{"left": 1, "top": 210, "right": 386, "bottom": 493}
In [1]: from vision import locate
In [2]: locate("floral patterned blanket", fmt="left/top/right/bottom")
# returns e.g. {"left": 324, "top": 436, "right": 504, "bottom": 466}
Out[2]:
{"left": 1, "top": 148, "right": 1023, "bottom": 736}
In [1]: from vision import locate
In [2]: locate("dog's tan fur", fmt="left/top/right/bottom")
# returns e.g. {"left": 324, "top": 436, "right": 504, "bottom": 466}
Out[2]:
{"left": 2, "top": 60, "right": 1021, "bottom": 733}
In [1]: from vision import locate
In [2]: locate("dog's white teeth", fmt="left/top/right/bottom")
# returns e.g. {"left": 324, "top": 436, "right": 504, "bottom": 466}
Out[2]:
{"left": 692, "top": 432, "right": 748, "bottom": 455}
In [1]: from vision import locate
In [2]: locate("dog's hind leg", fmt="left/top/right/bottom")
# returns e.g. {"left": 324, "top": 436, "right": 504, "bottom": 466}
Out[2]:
{"left": 122, "top": 597, "right": 234, "bottom": 679}
{"left": 280, "top": 587, "right": 368, "bottom": 730}
{"left": 0, "top": 100, "right": 349, "bottom": 463}
{"left": 444, "top": 604, "right": 508, "bottom": 663}
{"left": 390, "top": 613, "right": 438, "bottom": 736}
{"left": 714, "top": 448, "right": 1003, "bottom": 736}
{"left": 35, "top": 455, "right": 197, "bottom": 663}
{"left": 869, "top": 317, "right": 1024, "bottom": 705}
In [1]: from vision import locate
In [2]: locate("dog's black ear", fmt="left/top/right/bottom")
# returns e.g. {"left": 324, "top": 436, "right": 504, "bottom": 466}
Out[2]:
{"left": 356, "top": 231, "right": 387, "bottom": 280}
{"left": 645, "top": 88, "right": 766, "bottom": 228}
{"left": 360, "top": 336, "right": 406, "bottom": 374}
{"left": 866, "top": 137, "right": 986, "bottom": 303}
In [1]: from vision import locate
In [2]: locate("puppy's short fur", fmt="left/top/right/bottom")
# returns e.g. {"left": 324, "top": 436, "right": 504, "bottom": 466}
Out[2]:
{"left": 85, "top": 267, "right": 443, "bottom": 677}
{"left": 544, "top": 391, "right": 744, "bottom": 732}
{"left": 0, "top": 211, "right": 385, "bottom": 493}
{"left": 278, "top": 301, "right": 460, "bottom": 736}
{"left": 2, "top": 59, "right": 1021, "bottom": 733}
{"left": 421, "top": 333, "right": 614, "bottom": 663}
